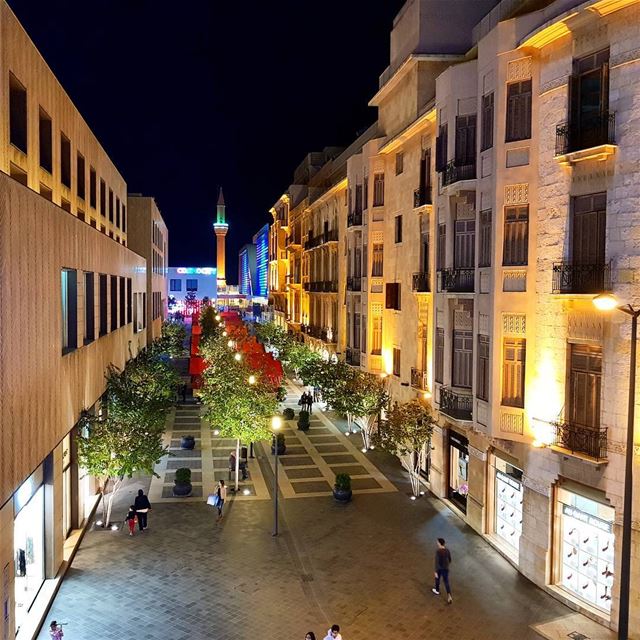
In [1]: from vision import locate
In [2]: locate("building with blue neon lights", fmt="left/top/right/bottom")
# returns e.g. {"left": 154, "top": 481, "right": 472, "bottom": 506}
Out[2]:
{"left": 253, "top": 224, "right": 269, "bottom": 298}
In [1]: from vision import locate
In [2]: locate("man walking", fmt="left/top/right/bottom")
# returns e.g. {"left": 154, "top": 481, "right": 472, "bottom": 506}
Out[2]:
{"left": 323, "top": 624, "right": 342, "bottom": 640}
{"left": 432, "top": 537, "right": 453, "bottom": 603}
{"left": 134, "top": 489, "right": 152, "bottom": 532}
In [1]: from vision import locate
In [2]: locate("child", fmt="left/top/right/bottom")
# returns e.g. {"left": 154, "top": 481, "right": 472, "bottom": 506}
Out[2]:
{"left": 125, "top": 505, "right": 137, "bottom": 536}
{"left": 49, "top": 621, "right": 63, "bottom": 639}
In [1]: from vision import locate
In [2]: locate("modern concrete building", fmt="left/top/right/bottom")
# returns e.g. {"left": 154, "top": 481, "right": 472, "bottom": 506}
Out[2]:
{"left": 127, "top": 195, "right": 169, "bottom": 342}
{"left": 0, "top": 2, "right": 152, "bottom": 637}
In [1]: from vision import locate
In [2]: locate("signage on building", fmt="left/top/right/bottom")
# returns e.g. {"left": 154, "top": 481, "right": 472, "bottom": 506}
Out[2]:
{"left": 176, "top": 267, "right": 216, "bottom": 275}
{"left": 562, "top": 505, "right": 612, "bottom": 533}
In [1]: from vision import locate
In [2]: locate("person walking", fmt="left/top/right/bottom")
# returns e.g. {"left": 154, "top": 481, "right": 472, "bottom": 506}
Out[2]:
{"left": 432, "top": 537, "right": 453, "bottom": 603}
{"left": 323, "top": 625, "right": 342, "bottom": 640}
{"left": 134, "top": 489, "right": 151, "bottom": 532}
{"left": 181, "top": 383, "right": 187, "bottom": 403}
{"left": 124, "top": 505, "right": 137, "bottom": 536}
{"left": 49, "top": 621, "right": 64, "bottom": 639}
{"left": 305, "top": 633, "right": 317, "bottom": 640}
{"left": 306, "top": 390, "right": 313, "bottom": 413}
{"left": 216, "top": 479, "right": 227, "bottom": 521}
{"left": 228, "top": 451, "right": 236, "bottom": 481}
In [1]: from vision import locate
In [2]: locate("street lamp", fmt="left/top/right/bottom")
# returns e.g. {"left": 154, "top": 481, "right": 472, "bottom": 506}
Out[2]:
{"left": 593, "top": 292, "right": 639, "bottom": 640}
{"left": 234, "top": 353, "right": 242, "bottom": 362}
{"left": 248, "top": 374, "right": 256, "bottom": 385}
{"left": 271, "top": 415, "right": 282, "bottom": 536}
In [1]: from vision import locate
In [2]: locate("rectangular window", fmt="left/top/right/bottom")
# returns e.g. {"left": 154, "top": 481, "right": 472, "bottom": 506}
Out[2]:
{"left": 99, "top": 274, "right": 108, "bottom": 335}
{"left": 84, "top": 272, "right": 95, "bottom": 344}
{"left": 116, "top": 197, "right": 121, "bottom": 229}
{"left": 133, "top": 293, "right": 139, "bottom": 333}
{"left": 393, "top": 348, "right": 401, "bottom": 377}
{"left": 371, "top": 315, "right": 382, "bottom": 355}
{"left": 363, "top": 175, "right": 368, "bottom": 209}
{"left": 60, "top": 134, "right": 71, "bottom": 188}
{"left": 435, "top": 123, "right": 448, "bottom": 172}
{"left": 395, "top": 215, "right": 403, "bottom": 243}
{"left": 435, "top": 328, "right": 444, "bottom": 384}
{"left": 110, "top": 275, "right": 118, "bottom": 331}
{"left": 142, "top": 293, "right": 147, "bottom": 328}
{"left": 127, "top": 278, "right": 133, "bottom": 324}
{"left": 108, "top": 189, "right": 114, "bottom": 223}
{"left": 9, "top": 73, "right": 28, "bottom": 153}
{"left": 89, "top": 167, "right": 97, "bottom": 208}
{"left": 479, "top": 210, "right": 492, "bottom": 268}
{"left": 505, "top": 80, "right": 532, "bottom": 142}
{"left": 477, "top": 335, "right": 489, "bottom": 400}
{"left": 502, "top": 338, "right": 526, "bottom": 407}
{"left": 571, "top": 193, "right": 606, "bottom": 265}
{"left": 77, "top": 209, "right": 85, "bottom": 223}
{"left": 100, "top": 180, "right": 106, "bottom": 217}
{"left": 454, "top": 219, "right": 475, "bottom": 269}
{"left": 186, "top": 279, "right": 198, "bottom": 291}
{"left": 373, "top": 173, "right": 385, "bottom": 206}
{"left": 39, "top": 108, "right": 52, "bottom": 172}
{"left": 395, "top": 152, "right": 404, "bottom": 175}
{"left": 119, "top": 276, "right": 126, "bottom": 327}
{"left": 385, "top": 283, "right": 401, "bottom": 310}
{"left": 40, "top": 183, "right": 52, "bottom": 201}
{"left": 61, "top": 199, "right": 71, "bottom": 213}
{"left": 481, "top": 93, "right": 494, "bottom": 151}
{"left": 503, "top": 205, "right": 529, "bottom": 266}
{"left": 371, "top": 243, "right": 383, "bottom": 277}
{"left": 122, "top": 204, "right": 126, "bottom": 233}
{"left": 61, "top": 269, "right": 77, "bottom": 353}
{"left": 452, "top": 330, "right": 473, "bottom": 388}
{"left": 569, "top": 344, "right": 602, "bottom": 429}
{"left": 437, "top": 224, "right": 446, "bottom": 270}
{"left": 76, "top": 153, "right": 85, "bottom": 200}
{"left": 455, "top": 114, "right": 476, "bottom": 166}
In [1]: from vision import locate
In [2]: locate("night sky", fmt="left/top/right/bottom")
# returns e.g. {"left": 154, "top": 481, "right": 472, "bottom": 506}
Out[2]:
{"left": 9, "top": 0, "right": 404, "bottom": 283}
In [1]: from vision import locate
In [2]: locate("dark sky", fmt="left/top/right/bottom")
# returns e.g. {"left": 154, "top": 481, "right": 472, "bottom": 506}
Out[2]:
{"left": 9, "top": 0, "right": 404, "bottom": 283}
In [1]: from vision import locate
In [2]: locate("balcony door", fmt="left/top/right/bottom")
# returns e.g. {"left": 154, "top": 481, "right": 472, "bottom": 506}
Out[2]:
{"left": 454, "top": 220, "right": 475, "bottom": 269}
{"left": 452, "top": 330, "right": 473, "bottom": 389}
{"left": 569, "top": 344, "right": 602, "bottom": 429}
{"left": 455, "top": 115, "right": 476, "bottom": 167}
{"left": 571, "top": 193, "right": 606, "bottom": 266}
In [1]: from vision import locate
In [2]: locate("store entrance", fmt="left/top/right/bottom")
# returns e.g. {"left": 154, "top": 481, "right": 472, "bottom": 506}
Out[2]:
{"left": 448, "top": 431, "right": 469, "bottom": 513}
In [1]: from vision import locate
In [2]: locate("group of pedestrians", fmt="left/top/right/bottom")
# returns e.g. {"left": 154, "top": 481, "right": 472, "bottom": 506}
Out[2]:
{"left": 304, "top": 624, "right": 343, "bottom": 640}
{"left": 298, "top": 391, "right": 313, "bottom": 413}
{"left": 124, "top": 489, "right": 152, "bottom": 536}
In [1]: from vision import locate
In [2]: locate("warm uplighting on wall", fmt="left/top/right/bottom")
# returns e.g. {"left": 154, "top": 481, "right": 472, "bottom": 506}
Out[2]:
{"left": 592, "top": 292, "right": 619, "bottom": 311}
{"left": 531, "top": 418, "right": 555, "bottom": 448}
{"left": 422, "top": 391, "right": 432, "bottom": 400}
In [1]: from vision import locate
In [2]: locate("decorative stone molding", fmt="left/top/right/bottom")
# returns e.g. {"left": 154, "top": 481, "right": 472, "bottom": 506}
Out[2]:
{"left": 454, "top": 309, "right": 473, "bottom": 331}
{"left": 500, "top": 410, "right": 524, "bottom": 435}
{"left": 469, "top": 444, "right": 487, "bottom": 461}
{"left": 480, "top": 271, "right": 491, "bottom": 294}
{"left": 503, "top": 313, "right": 526, "bottom": 336}
{"left": 540, "top": 75, "right": 568, "bottom": 95}
{"left": 567, "top": 312, "right": 603, "bottom": 342}
{"left": 477, "top": 401, "right": 488, "bottom": 427}
{"left": 507, "top": 57, "right": 532, "bottom": 82}
{"left": 523, "top": 475, "right": 550, "bottom": 497}
{"left": 492, "top": 438, "right": 516, "bottom": 455}
{"left": 479, "top": 313, "right": 490, "bottom": 335}
{"left": 371, "top": 231, "right": 383, "bottom": 243}
{"left": 504, "top": 183, "right": 529, "bottom": 206}
{"left": 503, "top": 269, "right": 527, "bottom": 292}
{"left": 436, "top": 309, "right": 444, "bottom": 329}
{"left": 611, "top": 47, "right": 640, "bottom": 68}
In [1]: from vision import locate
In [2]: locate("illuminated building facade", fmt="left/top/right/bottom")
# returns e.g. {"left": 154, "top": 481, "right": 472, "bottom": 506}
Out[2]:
{"left": 213, "top": 188, "right": 228, "bottom": 291}
{"left": 238, "top": 243, "right": 257, "bottom": 297}
{"left": 253, "top": 224, "right": 269, "bottom": 299}
{"left": 168, "top": 267, "right": 218, "bottom": 312}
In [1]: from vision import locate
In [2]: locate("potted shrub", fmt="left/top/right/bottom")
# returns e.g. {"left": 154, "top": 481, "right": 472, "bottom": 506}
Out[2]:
{"left": 173, "top": 467, "right": 192, "bottom": 497}
{"left": 180, "top": 435, "right": 196, "bottom": 450}
{"left": 333, "top": 473, "right": 352, "bottom": 503}
{"left": 271, "top": 433, "right": 286, "bottom": 455}
{"left": 297, "top": 410, "right": 310, "bottom": 432}
{"left": 276, "top": 386, "right": 287, "bottom": 402}
{"left": 283, "top": 407, "right": 295, "bottom": 421}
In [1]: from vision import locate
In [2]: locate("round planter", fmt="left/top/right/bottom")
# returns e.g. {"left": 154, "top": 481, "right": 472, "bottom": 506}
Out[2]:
{"left": 333, "top": 488, "right": 352, "bottom": 503}
{"left": 271, "top": 443, "right": 287, "bottom": 455}
{"left": 180, "top": 436, "right": 196, "bottom": 450}
{"left": 173, "top": 481, "right": 192, "bottom": 497}
{"left": 297, "top": 422, "right": 310, "bottom": 432}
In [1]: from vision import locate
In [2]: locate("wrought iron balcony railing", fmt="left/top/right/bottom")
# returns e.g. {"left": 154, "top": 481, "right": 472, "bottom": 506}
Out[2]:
{"left": 414, "top": 186, "right": 432, "bottom": 208}
{"left": 438, "top": 268, "right": 474, "bottom": 293}
{"left": 347, "top": 210, "right": 363, "bottom": 227}
{"left": 555, "top": 111, "right": 615, "bottom": 156}
{"left": 552, "top": 262, "right": 612, "bottom": 294}
{"left": 304, "top": 229, "right": 338, "bottom": 250}
{"left": 439, "top": 387, "right": 473, "bottom": 421}
{"left": 551, "top": 420, "right": 607, "bottom": 461}
{"left": 346, "top": 347, "right": 361, "bottom": 366}
{"left": 411, "top": 368, "right": 427, "bottom": 391}
{"left": 412, "top": 272, "right": 430, "bottom": 293}
{"left": 442, "top": 160, "right": 476, "bottom": 186}
{"left": 347, "top": 276, "right": 362, "bottom": 292}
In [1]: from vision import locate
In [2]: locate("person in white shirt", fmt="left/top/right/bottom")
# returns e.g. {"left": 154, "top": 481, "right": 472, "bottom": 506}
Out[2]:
{"left": 323, "top": 624, "right": 342, "bottom": 640}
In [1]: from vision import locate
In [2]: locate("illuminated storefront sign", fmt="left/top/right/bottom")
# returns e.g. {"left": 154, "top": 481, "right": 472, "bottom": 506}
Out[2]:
{"left": 176, "top": 267, "right": 216, "bottom": 275}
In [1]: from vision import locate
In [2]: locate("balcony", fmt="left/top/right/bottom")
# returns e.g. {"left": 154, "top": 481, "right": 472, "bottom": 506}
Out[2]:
{"left": 304, "top": 229, "right": 338, "bottom": 250}
{"left": 411, "top": 368, "right": 427, "bottom": 391}
{"left": 306, "top": 280, "right": 337, "bottom": 293}
{"left": 347, "top": 276, "right": 362, "bottom": 292}
{"left": 551, "top": 420, "right": 607, "bottom": 462}
{"left": 413, "top": 186, "right": 432, "bottom": 208}
{"left": 552, "top": 262, "right": 612, "bottom": 295}
{"left": 346, "top": 347, "right": 361, "bottom": 366}
{"left": 439, "top": 387, "right": 473, "bottom": 421}
{"left": 555, "top": 112, "right": 616, "bottom": 163}
{"left": 347, "top": 210, "right": 363, "bottom": 227}
{"left": 412, "top": 272, "right": 430, "bottom": 293}
{"left": 442, "top": 160, "right": 476, "bottom": 187}
{"left": 438, "top": 268, "right": 474, "bottom": 293}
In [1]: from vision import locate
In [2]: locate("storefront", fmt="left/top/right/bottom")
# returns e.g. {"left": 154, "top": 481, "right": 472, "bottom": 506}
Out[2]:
{"left": 556, "top": 486, "right": 615, "bottom": 613}
{"left": 448, "top": 431, "right": 469, "bottom": 513}
{"left": 493, "top": 457, "right": 523, "bottom": 555}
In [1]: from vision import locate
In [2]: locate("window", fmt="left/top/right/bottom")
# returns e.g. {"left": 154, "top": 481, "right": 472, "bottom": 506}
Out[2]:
{"left": 186, "top": 279, "right": 198, "bottom": 291}
{"left": 9, "top": 73, "right": 27, "bottom": 153}
{"left": 363, "top": 175, "right": 368, "bottom": 209}
{"left": 100, "top": 180, "right": 106, "bottom": 217}
{"left": 395, "top": 215, "right": 403, "bottom": 243}
{"left": 84, "top": 272, "right": 95, "bottom": 344}
{"left": 40, "top": 184, "right": 52, "bottom": 201}
{"left": 77, "top": 209, "right": 85, "bottom": 223}
{"left": 481, "top": 93, "right": 494, "bottom": 151}
{"left": 127, "top": 278, "right": 133, "bottom": 324}
{"left": 452, "top": 330, "right": 473, "bottom": 388}
{"left": 116, "top": 197, "right": 121, "bottom": 229}
{"left": 119, "top": 276, "right": 126, "bottom": 327}
{"left": 502, "top": 338, "right": 525, "bottom": 407}
{"left": 373, "top": 173, "right": 384, "bottom": 206}
{"left": 479, "top": 210, "right": 492, "bottom": 267}
{"left": 477, "top": 335, "right": 490, "bottom": 400}
{"left": 99, "top": 275, "right": 108, "bottom": 335}
{"left": 39, "top": 108, "right": 52, "bottom": 172}
{"left": 89, "top": 167, "right": 97, "bottom": 208}
{"left": 393, "top": 348, "right": 401, "bottom": 377}
{"left": 108, "top": 189, "right": 114, "bottom": 223}
{"left": 371, "top": 315, "right": 382, "bottom": 355}
{"left": 568, "top": 344, "right": 602, "bottom": 428}
{"left": 503, "top": 205, "right": 529, "bottom": 266}
{"left": 77, "top": 153, "right": 85, "bottom": 200}
{"left": 110, "top": 275, "right": 118, "bottom": 331}
{"left": 505, "top": 80, "right": 532, "bottom": 142}
{"left": 371, "top": 243, "right": 383, "bottom": 277}
{"left": 61, "top": 269, "right": 77, "bottom": 353}
{"left": 419, "top": 148, "right": 432, "bottom": 203}
{"left": 133, "top": 293, "right": 140, "bottom": 333}
{"left": 10, "top": 163, "right": 27, "bottom": 186}
{"left": 395, "top": 152, "right": 404, "bottom": 175}
{"left": 60, "top": 134, "right": 71, "bottom": 188}
{"left": 385, "top": 283, "right": 401, "bottom": 310}
{"left": 122, "top": 204, "right": 126, "bottom": 233}
{"left": 420, "top": 230, "right": 430, "bottom": 275}
{"left": 61, "top": 199, "right": 71, "bottom": 213}
{"left": 437, "top": 224, "right": 446, "bottom": 270}
{"left": 454, "top": 219, "right": 475, "bottom": 269}
{"left": 142, "top": 293, "right": 147, "bottom": 328}
{"left": 435, "top": 123, "right": 448, "bottom": 172}
{"left": 455, "top": 115, "right": 476, "bottom": 166}
{"left": 571, "top": 193, "right": 606, "bottom": 266}
{"left": 435, "top": 328, "right": 444, "bottom": 383}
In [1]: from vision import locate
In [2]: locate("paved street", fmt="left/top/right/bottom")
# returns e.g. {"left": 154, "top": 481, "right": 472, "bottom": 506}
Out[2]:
{"left": 39, "top": 384, "right": 588, "bottom": 640}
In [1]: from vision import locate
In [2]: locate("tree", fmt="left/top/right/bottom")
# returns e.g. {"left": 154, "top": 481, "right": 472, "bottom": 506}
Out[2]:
{"left": 281, "top": 339, "right": 317, "bottom": 379}
{"left": 200, "top": 305, "right": 219, "bottom": 340}
{"left": 254, "top": 321, "right": 290, "bottom": 357}
{"left": 159, "top": 320, "right": 186, "bottom": 357}
{"left": 374, "top": 400, "right": 435, "bottom": 497}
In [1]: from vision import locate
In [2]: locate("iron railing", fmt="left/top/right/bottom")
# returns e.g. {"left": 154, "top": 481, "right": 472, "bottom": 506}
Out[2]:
{"left": 347, "top": 276, "right": 362, "bottom": 291}
{"left": 346, "top": 347, "right": 361, "bottom": 366}
{"left": 439, "top": 387, "right": 473, "bottom": 421}
{"left": 442, "top": 160, "right": 476, "bottom": 186}
{"left": 412, "top": 272, "right": 430, "bottom": 293}
{"left": 551, "top": 262, "right": 612, "bottom": 294}
{"left": 551, "top": 420, "right": 608, "bottom": 461}
{"left": 555, "top": 112, "right": 615, "bottom": 156}
{"left": 411, "top": 368, "right": 427, "bottom": 391}
{"left": 438, "top": 268, "right": 474, "bottom": 293}
{"left": 304, "top": 229, "right": 338, "bottom": 250}
{"left": 347, "top": 210, "right": 363, "bottom": 227}
{"left": 414, "top": 186, "right": 432, "bottom": 208}
{"left": 305, "top": 281, "right": 338, "bottom": 293}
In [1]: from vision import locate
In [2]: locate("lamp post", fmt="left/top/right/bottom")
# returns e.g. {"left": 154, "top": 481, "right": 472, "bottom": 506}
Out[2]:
{"left": 593, "top": 293, "right": 639, "bottom": 640}
{"left": 271, "top": 415, "right": 282, "bottom": 536}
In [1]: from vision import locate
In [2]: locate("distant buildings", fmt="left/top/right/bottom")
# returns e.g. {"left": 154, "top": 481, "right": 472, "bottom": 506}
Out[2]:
{"left": 239, "top": 224, "right": 269, "bottom": 304}
{"left": 168, "top": 267, "right": 217, "bottom": 313}
{"left": 238, "top": 243, "right": 257, "bottom": 297}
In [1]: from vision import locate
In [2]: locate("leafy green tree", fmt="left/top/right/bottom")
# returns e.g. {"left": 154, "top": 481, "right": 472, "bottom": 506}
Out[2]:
{"left": 374, "top": 400, "right": 435, "bottom": 496}
{"left": 254, "top": 321, "right": 290, "bottom": 357}
{"left": 159, "top": 320, "right": 186, "bottom": 357}
{"left": 200, "top": 305, "right": 219, "bottom": 340}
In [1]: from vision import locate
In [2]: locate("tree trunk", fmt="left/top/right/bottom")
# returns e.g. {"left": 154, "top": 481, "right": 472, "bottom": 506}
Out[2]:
{"left": 99, "top": 476, "right": 110, "bottom": 525}
{"left": 105, "top": 477, "right": 123, "bottom": 526}
{"left": 235, "top": 438, "right": 240, "bottom": 492}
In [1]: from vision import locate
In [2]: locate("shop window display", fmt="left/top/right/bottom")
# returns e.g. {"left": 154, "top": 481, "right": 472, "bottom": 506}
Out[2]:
{"left": 495, "top": 459, "right": 523, "bottom": 553}
{"left": 448, "top": 432, "right": 469, "bottom": 513}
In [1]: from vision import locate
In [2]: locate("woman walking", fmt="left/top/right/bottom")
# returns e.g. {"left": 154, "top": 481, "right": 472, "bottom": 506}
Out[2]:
{"left": 216, "top": 479, "right": 227, "bottom": 521}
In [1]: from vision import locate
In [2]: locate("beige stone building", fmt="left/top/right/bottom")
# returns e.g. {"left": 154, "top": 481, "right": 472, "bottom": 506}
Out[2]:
{"left": 268, "top": 194, "right": 289, "bottom": 329}
{"left": 0, "top": 3, "right": 163, "bottom": 637}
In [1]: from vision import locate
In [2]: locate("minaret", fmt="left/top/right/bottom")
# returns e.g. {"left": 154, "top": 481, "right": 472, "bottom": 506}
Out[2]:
{"left": 213, "top": 188, "right": 228, "bottom": 290}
